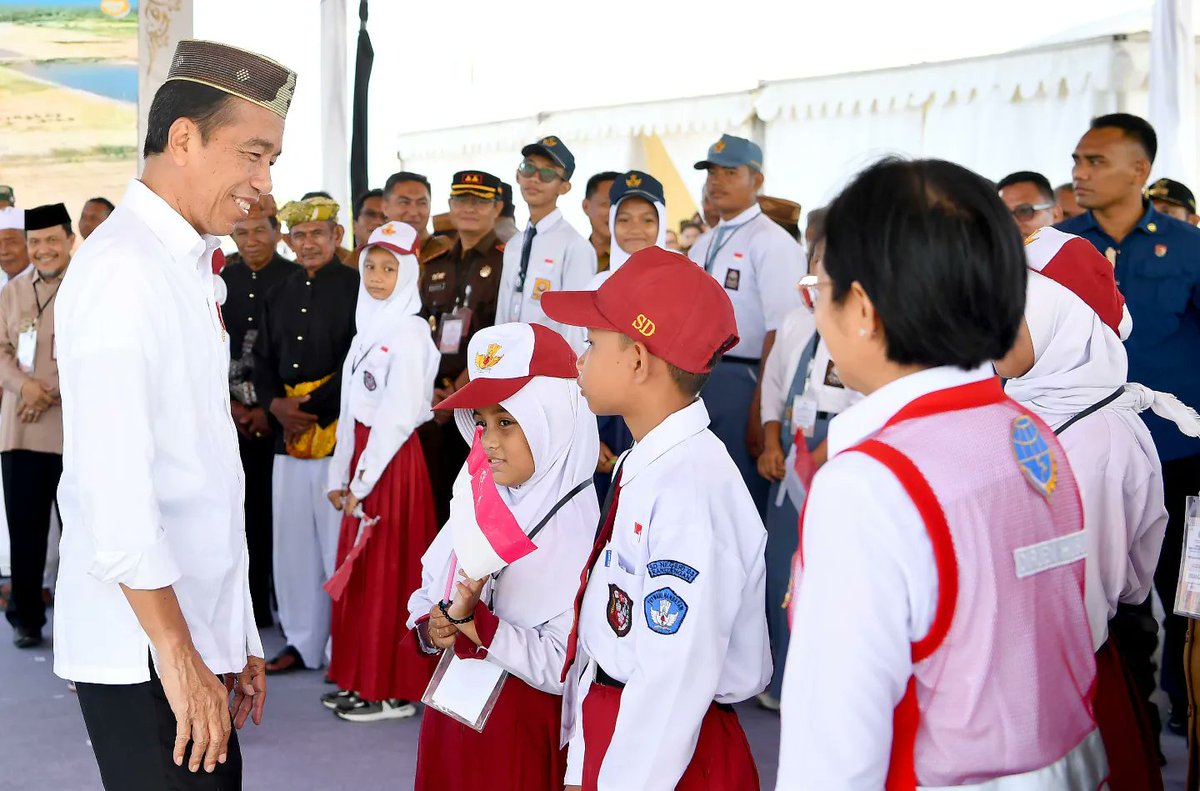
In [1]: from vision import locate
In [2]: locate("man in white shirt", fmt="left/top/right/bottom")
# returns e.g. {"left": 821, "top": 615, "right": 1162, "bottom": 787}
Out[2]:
{"left": 688, "top": 135, "right": 805, "bottom": 515}
{"left": 495, "top": 135, "right": 597, "bottom": 337}
{"left": 54, "top": 40, "right": 296, "bottom": 789}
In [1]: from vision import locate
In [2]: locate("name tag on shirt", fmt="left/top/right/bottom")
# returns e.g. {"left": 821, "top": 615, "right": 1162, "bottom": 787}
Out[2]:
{"left": 437, "top": 308, "right": 472, "bottom": 355}
{"left": 791, "top": 394, "right": 818, "bottom": 438}
{"left": 724, "top": 269, "right": 741, "bottom": 291}
{"left": 17, "top": 323, "right": 37, "bottom": 373}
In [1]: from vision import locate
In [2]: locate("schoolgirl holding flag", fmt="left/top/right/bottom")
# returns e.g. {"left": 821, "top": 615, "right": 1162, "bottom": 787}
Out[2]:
{"left": 403, "top": 322, "right": 600, "bottom": 790}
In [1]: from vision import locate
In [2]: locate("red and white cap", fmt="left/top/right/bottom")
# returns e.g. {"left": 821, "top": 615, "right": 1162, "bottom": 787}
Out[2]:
{"left": 541, "top": 246, "right": 738, "bottom": 374}
{"left": 360, "top": 220, "right": 419, "bottom": 259}
{"left": 434, "top": 322, "right": 578, "bottom": 411}
{"left": 1024, "top": 226, "right": 1133, "bottom": 340}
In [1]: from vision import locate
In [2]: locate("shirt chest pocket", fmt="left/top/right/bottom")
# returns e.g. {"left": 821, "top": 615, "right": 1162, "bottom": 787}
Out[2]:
{"left": 1120, "top": 260, "right": 1191, "bottom": 341}
{"left": 355, "top": 348, "right": 390, "bottom": 393}
{"left": 601, "top": 545, "right": 644, "bottom": 639}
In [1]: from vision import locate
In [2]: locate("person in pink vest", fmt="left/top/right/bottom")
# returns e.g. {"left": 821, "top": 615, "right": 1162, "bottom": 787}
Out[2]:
{"left": 996, "top": 226, "right": 1200, "bottom": 790}
{"left": 777, "top": 158, "right": 1107, "bottom": 790}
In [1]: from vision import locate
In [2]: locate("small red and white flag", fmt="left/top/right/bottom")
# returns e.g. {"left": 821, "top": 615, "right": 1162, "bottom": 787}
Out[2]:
{"left": 450, "top": 425, "right": 538, "bottom": 579}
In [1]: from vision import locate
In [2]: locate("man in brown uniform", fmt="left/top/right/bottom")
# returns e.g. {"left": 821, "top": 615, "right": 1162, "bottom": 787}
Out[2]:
{"left": 0, "top": 203, "right": 71, "bottom": 647}
{"left": 417, "top": 170, "right": 506, "bottom": 523}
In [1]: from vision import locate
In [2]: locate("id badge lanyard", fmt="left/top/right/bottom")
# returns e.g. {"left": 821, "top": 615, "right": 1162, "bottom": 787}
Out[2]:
{"left": 18, "top": 279, "right": 58, "bottom": 373}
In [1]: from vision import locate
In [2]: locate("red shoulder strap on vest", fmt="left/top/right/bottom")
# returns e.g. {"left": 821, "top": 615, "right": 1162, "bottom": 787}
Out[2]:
{"left": 882, "top": 376, "right": 1006, "bottom": 431}
{"left": 850, "top": 439, "right": 958, "bottom": 663}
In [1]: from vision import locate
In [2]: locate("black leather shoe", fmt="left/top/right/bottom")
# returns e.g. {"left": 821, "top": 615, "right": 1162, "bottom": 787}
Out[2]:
{"left": 13, "top": 627, "right": 43, "bottom": 649}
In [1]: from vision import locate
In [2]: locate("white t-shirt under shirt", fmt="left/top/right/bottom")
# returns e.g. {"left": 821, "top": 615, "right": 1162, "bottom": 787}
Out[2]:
{"left": 496, "top": 208, "right": 596, "bottom": 336}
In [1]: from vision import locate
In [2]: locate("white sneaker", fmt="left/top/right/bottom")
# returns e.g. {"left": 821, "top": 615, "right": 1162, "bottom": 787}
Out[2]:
{"left": 756, "top": 692, "right": 781, "bottom": 711}
{"left": 334, "top": 698, "right": 417, "bottom": 723}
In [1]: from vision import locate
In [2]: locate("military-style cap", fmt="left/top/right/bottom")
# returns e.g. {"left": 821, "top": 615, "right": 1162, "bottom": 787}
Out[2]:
{"left": 450, "top": 170, "right": 502, "bottom": 201}
{"left": 1147, "top": 178, "right": 1196, "bottom": 214}
{"left": 498, "top": 181, "right": 515, "bottom": 218}
{"left": 758, "top": 195, "right": 801, "bottom": 227}
{"left": 694, "top": 134, "right": 763, "bottom": 172}
{"left": 165, "top": 39, "right": 297, "bottom": 120}
{"left": 609, "top": 170, "right": 665, "bottom": 207}
{"left": 25, "top": 203, "right": 71, "bottom": 232}
{"left": 521, "top": 135, "right": 576, "bottom": 180}
{"left": 0, "top": 186, "right": 13, "bottom": 205}
{"left": 277, "top": 195, "right": 340, "bottom": 229}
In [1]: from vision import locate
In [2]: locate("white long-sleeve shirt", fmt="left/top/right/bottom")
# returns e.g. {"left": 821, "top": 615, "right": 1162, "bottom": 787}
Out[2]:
{"left": 777, "top": 365, "right": 994, "bottom": 790}
{"left": 566, "top": 399, "right": 771, "bottom": 789}
{"left": 496, "top": 208, "right": 596, "bottom": 334}
{"left": 54, "top": 178, "right": 261, "bottom": 684}
{"left": 327, "top": 317, "right": 438, "bottom": 500}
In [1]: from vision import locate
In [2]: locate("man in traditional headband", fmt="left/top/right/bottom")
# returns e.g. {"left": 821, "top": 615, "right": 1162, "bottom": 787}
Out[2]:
{"left": 252, "top": 192, "right": 359, "bottom": 676}
{"left": 53, "top": 40, "right": 295, "bottom": 788}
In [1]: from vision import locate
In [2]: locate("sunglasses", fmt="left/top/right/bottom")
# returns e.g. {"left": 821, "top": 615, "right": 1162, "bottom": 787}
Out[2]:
{"left": 798, "top": 274, "right": 830, "bottom": 311}
{"left": 1010, "top": 202, "right": 1054, "bottom": 221}
{"left": 517, "top": 160, "right": 564, "bottom": 184}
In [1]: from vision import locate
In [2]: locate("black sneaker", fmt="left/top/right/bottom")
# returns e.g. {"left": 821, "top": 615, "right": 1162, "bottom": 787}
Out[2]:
{"left": 12, "top": 627, "right": 42, "bottom": 649}
{"left": 334, "top": 698, "right": 417, "bottom": 723}
{"left": 320, "top": 689, "right": 359, "bottom": 711}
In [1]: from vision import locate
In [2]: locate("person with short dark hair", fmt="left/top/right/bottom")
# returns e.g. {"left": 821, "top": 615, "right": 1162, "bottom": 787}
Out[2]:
{"left": 223, "top": 196, "right": 299, "bottom": 628}
{"left": 1059, "top": 113, "right": 1200, "bottom": 739}
{"left": 495, "top": 180, "right": 518, "bottom": 243}
{"left": 0, "top": 203, "right": 72, "bottom": 649}
{"left": 543, "top": 246, "right": 770, "bottom": 790}
{"left": 778, "top": 158, "right": 1103, "bottom": 787}
{"left": 582, "top": 171, "right": 621, "bottom": 272}
{"left": 997, "top": 170, "right": 1062, "bottom": 238}
{"left": 78, "top": 197, "right": 114, "bottom": 240}
{"left": 352, "top": 188, "right": 385, "bottom": 247}
{"left": 678, "top": 221, "right": 703, "bottom": 252}
{"left": 55, "top": 39, "right": 296, "bottom": 788}
{"left": 254, "top": 194, "right": 360, "bottom": 677}
{"left": 383, "top": 171, "right": 451, "bottom": 265}
{"left": 1057, "top": 182, "right": 1083, "bottom": 220}
{"left": 495, "top": 135, "right": 597, "bottom": 336}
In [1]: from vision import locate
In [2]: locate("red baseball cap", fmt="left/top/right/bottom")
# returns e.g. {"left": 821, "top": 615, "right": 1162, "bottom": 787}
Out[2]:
{"left": 434, "top": 323, "right": 578, "bottom": 411}
{"left": 541, "top": 247, "right": 739, "bottom": 374}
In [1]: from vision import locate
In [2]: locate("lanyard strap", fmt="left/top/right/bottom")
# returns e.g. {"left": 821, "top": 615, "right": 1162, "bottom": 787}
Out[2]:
{"left": 32, "top": 278, "right": 58, "bottom": 321}
{"left": 492, "top": 476, "right": 595, "bottom": 584}
{"left": 703, "top": 221, "right": 750, "bottom": 274}
{"left": 1054, "top": 387, "right": 1125, "bottom": 436}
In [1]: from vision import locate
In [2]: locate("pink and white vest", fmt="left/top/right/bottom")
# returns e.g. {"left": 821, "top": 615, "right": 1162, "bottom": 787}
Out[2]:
{"left": 847, "top": 378, "right": 1106, "bottom": 790}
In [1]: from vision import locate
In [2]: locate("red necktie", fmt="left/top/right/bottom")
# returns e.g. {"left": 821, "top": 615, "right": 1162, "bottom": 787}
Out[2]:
{"left": 560, "top": 468, "right": 623, "bottom": 682}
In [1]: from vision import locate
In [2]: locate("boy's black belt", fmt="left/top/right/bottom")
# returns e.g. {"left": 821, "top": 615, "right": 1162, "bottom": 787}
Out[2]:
{"left": 594, "top": 665, "right": 735, "bottom": 712}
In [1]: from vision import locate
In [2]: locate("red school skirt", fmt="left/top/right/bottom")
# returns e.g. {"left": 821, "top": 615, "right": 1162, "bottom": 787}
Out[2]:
{"left": 327, "top": 422, "right": 439, "bottom": 701}
{"left": 414, "top": 672, "right": 568, "bottom": 791}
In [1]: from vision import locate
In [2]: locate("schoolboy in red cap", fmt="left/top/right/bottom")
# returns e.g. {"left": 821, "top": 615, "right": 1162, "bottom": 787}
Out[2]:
{"left": 543, "top": 247, "right": 770, "bottom": 790}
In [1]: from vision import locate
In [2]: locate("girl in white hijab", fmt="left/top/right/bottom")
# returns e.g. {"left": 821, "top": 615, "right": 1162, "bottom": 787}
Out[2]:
{"left": 997, "top": 226, "right": 1200, "bottom": 790}
{"left": 404, "top": 322, "right": 600, "bottom": 791}
{"left": 323, "top": 221, "right": 441, "bottom": 722}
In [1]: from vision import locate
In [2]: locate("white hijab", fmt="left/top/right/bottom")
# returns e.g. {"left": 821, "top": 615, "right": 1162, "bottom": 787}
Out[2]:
{"left": 607, "top": 193, "right": 668, "bottom": 274}
{"left": 353, "top": 221, "right": 423, "bottom": 351}
{"left": 422, "top": 375, "right": 600, "bottom": 628}
{"left": 1005, "top": 271, "right": 1200, "bottom": 436}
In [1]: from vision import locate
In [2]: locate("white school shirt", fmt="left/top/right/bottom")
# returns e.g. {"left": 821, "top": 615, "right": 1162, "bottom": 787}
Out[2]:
{"left": 687, "top": 204, "right": 804, "bottom": 359}
{"left": 53, "top": 179, "right": 262, "bottom": 684}
{"left": 565, "top": 399, "right": 771, "bottom": 790}
{"left": 1055, "top": 409, "right": 1166, "bottom": 650}
{"left": 327, "top": 318, "right": 439, "bottom": 500}
{"left": 776, "top": 364, "right": 994, "bottom": 790}
{"left": 496, "top": 208, "right": 596, "bottom": 335}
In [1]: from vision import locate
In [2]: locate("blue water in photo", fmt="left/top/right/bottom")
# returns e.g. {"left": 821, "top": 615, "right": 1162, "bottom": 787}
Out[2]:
{"left": 10, "top": 60, "right": 136, "bottom": 102}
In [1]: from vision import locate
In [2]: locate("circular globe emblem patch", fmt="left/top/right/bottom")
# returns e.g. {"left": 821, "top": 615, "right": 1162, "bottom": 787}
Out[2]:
{"left": 100, "top": 0, "right": 131, "bottom": 18}
{"left": 1011, "top": 415, "right": 1057, "bottom": 497}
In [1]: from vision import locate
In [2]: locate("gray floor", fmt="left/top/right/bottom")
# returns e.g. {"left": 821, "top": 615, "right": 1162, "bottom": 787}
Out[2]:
{"left": 0, "top": 616, "right": 1186, "bottom": 790}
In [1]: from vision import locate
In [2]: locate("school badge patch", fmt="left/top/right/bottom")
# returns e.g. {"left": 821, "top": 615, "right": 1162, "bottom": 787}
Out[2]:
{"left": 363, "top": 370, "right": 377, "bottom": 391}
{"left": 724, "top": 268, "right": 740, "bottom": 290}
{"left": 607, "top": 584, "right": 632, "bottom": 637}
{"left": 532, "top": 278, "right": 552, "bottom": 300}
{"left": 1011, "top": 415, "right": 1057, "bottom": 497}
{"left": 644, "top": 587, "right": 688, "bottom": 635}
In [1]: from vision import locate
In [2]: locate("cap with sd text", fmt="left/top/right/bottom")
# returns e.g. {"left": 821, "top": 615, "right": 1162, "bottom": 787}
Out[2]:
{"left": 694, "top": 134, "right": 763, "bottom": 172}
{"left": 521, "top": 135, "right": 576, "bottom": 180}
{"left": 542, "top": 247, "right": 739, "bottom": 374}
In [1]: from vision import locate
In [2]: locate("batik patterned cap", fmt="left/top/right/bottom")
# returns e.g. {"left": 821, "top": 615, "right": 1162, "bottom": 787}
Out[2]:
{"left": 165, "top": 39, "right": 297, "bottom": 120}
{"left": 277, "top": 196, "right": 340, "bottom": 229}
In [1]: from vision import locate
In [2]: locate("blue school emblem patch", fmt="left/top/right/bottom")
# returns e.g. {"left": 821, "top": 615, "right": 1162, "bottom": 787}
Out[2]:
{"left": 644, "top": 588, "right": 688, "bottom": 635}
{"left": 1011, "top": 415, "right": 1057, "bottom": 497}
{"left": 363, "top": 370, "right": 377, "bottom": 391}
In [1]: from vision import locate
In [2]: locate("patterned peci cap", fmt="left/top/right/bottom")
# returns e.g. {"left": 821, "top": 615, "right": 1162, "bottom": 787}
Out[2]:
{"left": 166, "top": 39, "right": 297, "bottom": 120}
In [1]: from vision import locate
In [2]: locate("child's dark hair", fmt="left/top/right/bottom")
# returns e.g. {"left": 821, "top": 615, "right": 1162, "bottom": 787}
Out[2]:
{"left": 823, "top": 157, "right": 1026, "bottom": 369}
{"left": 617, "top": 336, "right": 721, "bottom": 396}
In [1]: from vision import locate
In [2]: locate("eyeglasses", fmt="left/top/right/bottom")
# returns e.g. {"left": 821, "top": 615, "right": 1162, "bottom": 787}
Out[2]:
{"left": 798, "top": 274, "right": 831, "bottom": 311}
{"left": 1010, "top": 202, "right": 1054, "bottom": 221}
{"left": 517, "top": 160, "right": 564, "bottom": 184}
{"left": 450, "top": 195, "right": 498, "bottom": 208}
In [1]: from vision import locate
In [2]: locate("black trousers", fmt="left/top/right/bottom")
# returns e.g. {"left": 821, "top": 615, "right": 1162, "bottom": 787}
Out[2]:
{"left": 1155, "top": 453, "right": 1200, "bottom": 715}
{"left": 238, "top": 433, "right": 275, "bottom": 628}
{"left": 2, "top": 449, "right": 62, "bottom": 633}
{"left": 76, "top": 662, "right": 242, "bottom": 790}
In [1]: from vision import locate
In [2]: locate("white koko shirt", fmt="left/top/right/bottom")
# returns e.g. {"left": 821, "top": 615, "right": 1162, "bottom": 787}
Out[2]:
{"left": 54, "top": 179, "right": 262, "bottom": 684}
